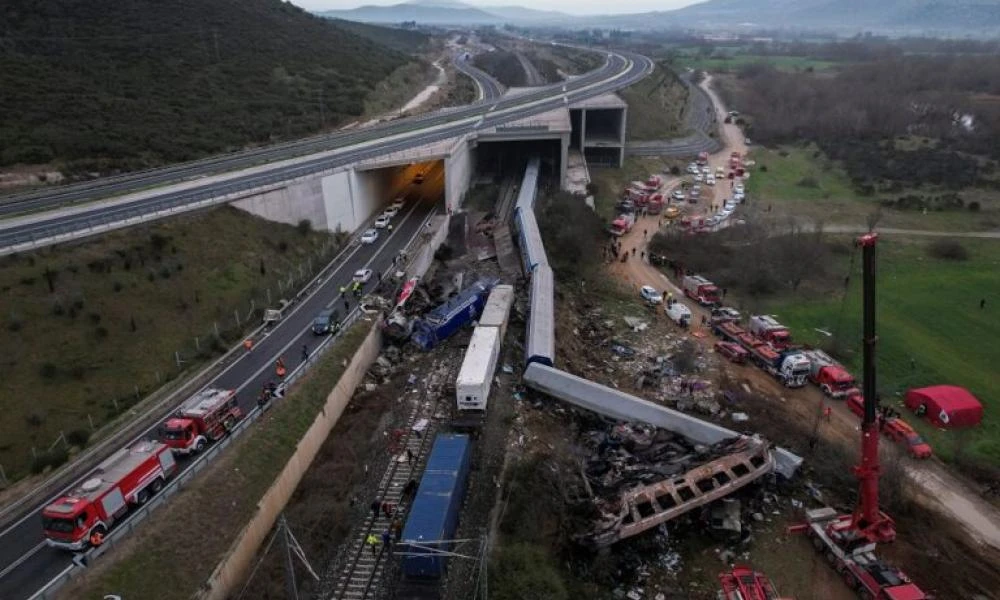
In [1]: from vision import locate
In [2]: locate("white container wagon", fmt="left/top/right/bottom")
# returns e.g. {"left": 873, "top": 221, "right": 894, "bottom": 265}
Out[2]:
{"left": 456, "top": 326, "right": 501, "bottom": 411}
{"left": 478, "top": 284, "right": 515, "bottom": 339}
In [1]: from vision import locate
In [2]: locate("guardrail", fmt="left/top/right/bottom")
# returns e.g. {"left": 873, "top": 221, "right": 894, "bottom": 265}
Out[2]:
{"left": 26, "top": 207, "right": 438, "bottom": 600}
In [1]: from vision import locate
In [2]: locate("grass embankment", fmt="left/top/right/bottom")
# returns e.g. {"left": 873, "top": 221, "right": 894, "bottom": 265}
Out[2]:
{"left": 0, "top": 207, "right": 332, "bottom": 480}
{"left": 620, "top": 66, "right": 689, "bottom": 142}
{"left": 672, "top": 52, "right": 838, "bottom": 72}
{"left": 58, "top": 321, "right": 374, "bottom": 600}
{"left": 747, "top": 146, "right": 1000, "bottom": 231}
{"left": 764, "top": 238, "right": 1000, "bottom": 465}
{"left": 362, "top": 60, "right": 438, "bottom": 117}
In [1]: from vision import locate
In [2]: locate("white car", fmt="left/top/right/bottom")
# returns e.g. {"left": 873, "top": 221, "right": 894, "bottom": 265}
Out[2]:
{"left": 671, "top": 189, "right": 685, "bottom": 201}
{"left": 700, "top": 165, "right": 711, "bottom": 174}
{"left": 374, "top": 214, "right": 392, "bottom": 229}
{"left": 382, "top": 206, "right": 400, "bottom": 218}
{"left": 353, "top": 268, "right": 373, "bottom": 283}
{"left": 705, "top": 175, "right": 716, "bottom": 186}
{"left": 390, "top": 198, "right": 405, "bottom": 212}
{"left": 720, "top": 206, "right": 735, "bottom": 218}
{"left": 694, "top": 173, "right": 704, "bottom": 183}
{"left": 360, "top": 229, "right": 379, "bottom": 244}
{"left": 640, "top": 285, "right": 663, "bottom": 304}
{"left": 733, "top": 192, "right": 745, "bottom": 204}
{"left": 734, "top": 183, "right": 745, "bottom": 195}
{"left": 686, "top": 163, "right": 700, "bottom": 174}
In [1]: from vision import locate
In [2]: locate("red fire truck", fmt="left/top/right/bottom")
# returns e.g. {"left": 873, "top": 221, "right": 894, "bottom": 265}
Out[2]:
{"left": 159, "top": 388, "right": 242, "bottom": 455}
{"left": 41, "top": 440, "right": 177, "bottom": 550}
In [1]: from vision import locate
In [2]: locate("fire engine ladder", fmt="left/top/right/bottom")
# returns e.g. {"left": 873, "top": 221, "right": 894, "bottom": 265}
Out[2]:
{"left": 320, "top": 355, "right": 458, "bottom": 600}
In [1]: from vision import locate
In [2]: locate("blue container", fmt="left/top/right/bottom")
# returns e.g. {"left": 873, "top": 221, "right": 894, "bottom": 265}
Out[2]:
{"left": 411, "top": 279, "right": 497, "bottom": 350}
{"left": 400, "top": 434, "right": 473, "bottom": 580}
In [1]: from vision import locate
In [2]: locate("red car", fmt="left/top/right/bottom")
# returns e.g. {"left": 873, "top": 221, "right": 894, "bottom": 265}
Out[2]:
{"left": 846, "top": 394, "right": 933, "bottom": 459}
{"left": 714, "top": 341, "right": 749, "bottom": 364}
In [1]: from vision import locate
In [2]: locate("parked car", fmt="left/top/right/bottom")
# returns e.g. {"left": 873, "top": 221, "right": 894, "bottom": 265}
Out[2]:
{"left": 714, "top": 341, "right": 749, "bottom": 364}
{"left": 664, "top": 206, "right": 681, "bottom": 219}
{"left": 700, "top": 165, "right": 711, "bottom": 174}
{"left": 360, "top": 229, "right": 379, "bottom": 244}
{"left": 710, "top": 306, "right": 741, "bottom": 324}
{"left": 686, "top": 163, "right": 700, "bottom": 174}
{"left": 733, "top": 192, "right": 745, "bottom": 203}
{"left": 374, "top": 214, "right": 392, "bottom": 229}
{"left": 382, "top": 205, "right": 400, "bottom": 218}
{"left": 734, "top": 183, "right": 745, "bottom": 195}
{"left": 715, "top": 166, "right": 726, "bottom": 178}
{"left": 694, "top": 173, "right": 704, "bottom": 183}
{"left": 671, "top": 189, "right": 685, "bottom": 202}
{"left": 390, "top": 198, "right": 405, "bottom": 212}
{"left": 705, "top": 175, "right": 716, "bottom": 186}
{"left": 640, "top": 285, "right": 663, "bottom": 304}
{"left": 353, "top": 268, "right": 374, "bottom": 284}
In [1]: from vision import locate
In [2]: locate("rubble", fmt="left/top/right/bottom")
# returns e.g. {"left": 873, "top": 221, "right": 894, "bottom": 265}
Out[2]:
{"left": 569, "top": 420, "right": 775, "bottom": 548}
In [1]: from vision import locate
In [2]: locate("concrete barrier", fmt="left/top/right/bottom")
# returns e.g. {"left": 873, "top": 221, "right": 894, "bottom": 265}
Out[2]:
{"left": 196, "top": 321, "right": 383, "bottom": 600}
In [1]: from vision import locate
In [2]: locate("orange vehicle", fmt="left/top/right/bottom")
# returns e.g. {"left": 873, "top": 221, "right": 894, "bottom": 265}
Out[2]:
{"left": 846, "top": 394, "right": 932, "bottom": 459}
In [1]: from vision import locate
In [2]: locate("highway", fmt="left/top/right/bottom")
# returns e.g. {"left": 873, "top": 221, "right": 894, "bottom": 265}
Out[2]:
{"left": 0, "top": 50, "right": 653, "bottom": 252}
{"left": 451, "top": 51, "right": 504, "bottom": 101}
{"left": 0, "top": 165, "right": 445, "bottom": 600}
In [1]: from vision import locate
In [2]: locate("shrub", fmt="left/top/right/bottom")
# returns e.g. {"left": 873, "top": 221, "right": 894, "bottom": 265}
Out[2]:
{"left": 39, "top": 362, "right": 59, "bottom": 379}
{"left": 159, "top": 266, "right": 172, "bottom": 279}
{"left": 150, "top": 233, "right": 170, "bottom": 252}
{"left": 20, "top": 276, "right": 36, "bottom": 286}
{"left": 7, "top": 317, "right": 23, "bottom": 332}
{"left": 797, "top": 176, "right": 819, "bottom": 188}
{"left": 31, "top": 448, "right": 69, "bottom": 474}
{"left": 88, "top": 312, "right": 102, "bottom": 324}
{"left": 66, "top": 429, "right": 91, "bottom": 447}
{"left": 277, "top": 241, "right": 289, "bottom": 253}
{"left": 669, "top": 165, "right": 681, "bottom": 175}
{"left": 759, "top": 164, "right": 768, "bottom": 172}
{"left": 297, "top": 219, "right": 313, "bottom": 235}
{"left": 927, "top": 240, "right": 968, "bottom": 261}
{"left": 95, "top": 326, "right": 109, "bottom": 339}
{"left": 968, "top": 201, "right": 981, "bottom": 212}
{"left": 113, "top": 281, "right": 123, "bottom": 292}
{"left": 51, "top": 302, "right": 65, "bottom": 316}
{"left": 25, "top": 413, "right": 44, "bottom": 427}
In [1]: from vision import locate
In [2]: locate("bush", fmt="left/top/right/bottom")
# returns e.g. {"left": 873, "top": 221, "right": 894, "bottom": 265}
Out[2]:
{"left": 490, "top": 543, "right": 567, "bottom": 600}
{"left": 7, "top": 317, "right": 23, "bottom": 332}
{"left": 51, "top": 302, "right": 65, "bottom": 316}
{"left": 968, "top": 201, "right": 981, "bottom": 212}
{"left": 20, "top": 276, "right": 36, "bottom": 286}
{"left": 66, "top": 429, "right": 91, "bottom": 447}
{"left": 113, "top": 281, "right": 124, "bottom": 292}
{"left": 39, "top": 362, "right": 59, "bottom": 379}
{"left": 927, "top": 239, "right": 969, "bottom": 261}
{"left": 25, "top": 413, "right": 44, "bottom": 427}
{"left": 797, "top": 176, "right": 820, "bottom": 188}
{"left": 30, "top": 448, "right": 69, "bottom": 474}
{"left": 669, "top": 165, "right": 681, "bottom": 175}
{"left": 150, "top": 233, "right": 170, "bottom": 252}
{"left": 759, "top": 164, "right": 768, "bottom": 172}
{"left": 297, "top": 219, "right": 313, "bottom": 235}
{"left": 88, "top": 312, "right": 102, "bottom": 324}
{"left": 160, "top": 266, "right": 172, "bottom": 279}
{"left": 95, "top": 326, "right": 110, "bottom": 339}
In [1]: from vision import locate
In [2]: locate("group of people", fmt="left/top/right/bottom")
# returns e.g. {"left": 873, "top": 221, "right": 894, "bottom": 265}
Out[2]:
{"left": 366, "top": 479, "right": 418, "bottom": 557}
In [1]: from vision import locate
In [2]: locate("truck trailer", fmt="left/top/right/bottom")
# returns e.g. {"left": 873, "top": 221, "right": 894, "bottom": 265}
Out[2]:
{"left": 746, "top": 342, "right": 810, "bottom": 387}
{"left": 412, "top": 278, "right": 497, "bottom": 350}
{"left": 41, "top": 440, "right": 177, "bottom": 550}
{"left": 400, "top": 434, "right": 473, "bottom": 579}
{"left": 159, "top": 388, "right": 241, "bottom": 454}
{"left": 682, "top": 275, "right": 721, "bottom": 306}
{"left": 747, "top": 315, "right": 792, "bottom": 349}
{"left": 456, "top": 327, "right": 501, "bottom": 411}
{"left": 802, "top": 349, "right": 858, "bottom": 398}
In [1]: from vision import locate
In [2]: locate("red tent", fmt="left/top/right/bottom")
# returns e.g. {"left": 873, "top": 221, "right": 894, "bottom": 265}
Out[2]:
{"left": 905, "top": 385, "right": 983, "bottom": 429}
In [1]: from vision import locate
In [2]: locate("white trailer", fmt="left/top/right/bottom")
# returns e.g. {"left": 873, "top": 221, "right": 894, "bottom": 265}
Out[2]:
{"left": 478, "top": 284, "right": 515, "bottom": 339}
{"left": 456, "top": 326, "right": 501, "bottom": 411}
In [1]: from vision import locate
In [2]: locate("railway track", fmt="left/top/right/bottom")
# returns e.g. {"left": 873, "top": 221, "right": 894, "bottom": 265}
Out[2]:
{"left": 320, "top": 348, "right": 463, "bottom": 600}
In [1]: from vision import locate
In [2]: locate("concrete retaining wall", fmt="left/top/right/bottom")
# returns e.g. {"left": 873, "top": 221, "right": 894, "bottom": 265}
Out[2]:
{"left": 406, "top": 214, "right": 451, "bottom": 280}
{"left": 197, "top": 321, "right": 383, "bottom": 600}
{"left": 445, "top": 136, "right": 473, "bottom": 212}
{"left": 232, "top": 176, "right": 330, "bottom": 230}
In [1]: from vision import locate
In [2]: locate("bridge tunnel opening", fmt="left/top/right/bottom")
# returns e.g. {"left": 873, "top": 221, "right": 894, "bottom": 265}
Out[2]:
{"left": 466, "top": 139, "right": 563, "bottom": 213}
{"left": 348, "top": 159, "right": 445, "bottom": 230}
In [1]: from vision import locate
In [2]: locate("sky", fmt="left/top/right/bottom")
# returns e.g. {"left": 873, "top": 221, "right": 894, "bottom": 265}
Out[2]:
{"left": 291, "top": 0, "right": 702, "bottom": 15}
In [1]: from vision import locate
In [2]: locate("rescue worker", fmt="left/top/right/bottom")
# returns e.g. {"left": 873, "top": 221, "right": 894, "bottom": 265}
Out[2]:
{"left": 275, "top": 357, "right": 287, "bottom": 379}
{"left": 366, "top": 533, "right": 380, "bottom": 556}
{"left": 243, "top": 338, "right": 253, "bottom": 353}
{"left": 381, "top": 528, "right": 392, "bottom": 554}
{"left": 823, "top": 405, "right": 833, "bottom": 422}
{"left": 301, "top": 344, "right": 309, "bottom": 362}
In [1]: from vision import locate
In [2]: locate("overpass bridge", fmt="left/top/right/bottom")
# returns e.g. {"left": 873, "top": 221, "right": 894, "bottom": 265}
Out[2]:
{"left": 0, "top": 48, "right": 650, "bottom": 256}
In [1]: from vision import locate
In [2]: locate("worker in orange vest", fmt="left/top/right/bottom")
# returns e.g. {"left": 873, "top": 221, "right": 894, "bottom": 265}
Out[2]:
{"left": 89, "top": 529, "right": 105, "bottom": 547}
{"left": 275, "top": 357, "right": 287, "bottom": 379}
{"left": 243, "top": 338, "right": 253, "bottom": 353}
{"left": 822, "top": 405, "right": 832, "bottom": 422}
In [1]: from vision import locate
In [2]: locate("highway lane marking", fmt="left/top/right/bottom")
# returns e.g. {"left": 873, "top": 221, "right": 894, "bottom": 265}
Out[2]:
{"left": 0, "top": 541, "right": 45, "bottom": 582}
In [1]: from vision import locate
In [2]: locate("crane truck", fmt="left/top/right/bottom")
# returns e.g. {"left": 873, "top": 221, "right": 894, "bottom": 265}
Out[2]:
{"left": 159, "top": 388, "right": 242, "bottom": 455}
{"left": 41, "top": 440, "right": 177, "bottom": 550}
{"left": 718, "top": 565, "right": 792, "bottom": 600}
{"left": 792, "top": 233, "right": 929, "bottom": 599}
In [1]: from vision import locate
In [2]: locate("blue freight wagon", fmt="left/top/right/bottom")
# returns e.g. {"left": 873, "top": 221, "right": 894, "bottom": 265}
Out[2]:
{"left": 411, "top": 278, "right": 498, "bottom": 350}
{"left": 400, "top": 434, "right": 473, "bottom": 580}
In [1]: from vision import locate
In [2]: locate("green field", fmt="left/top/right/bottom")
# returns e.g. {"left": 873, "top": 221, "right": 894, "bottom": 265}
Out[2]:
{"left": 0, "top": 208, "right": 333, "bottom": 479}
{"left": 746, "top": 146, "right": 1000, "bottom": 231}
{"left": 674, "top": 53, "right": 838, "bottom": 72}
{"left": 620, "top": 66, "right": 689, "bottom": 141}
{"left": 764, "top": 238, "right": 1000, "bottom": 464}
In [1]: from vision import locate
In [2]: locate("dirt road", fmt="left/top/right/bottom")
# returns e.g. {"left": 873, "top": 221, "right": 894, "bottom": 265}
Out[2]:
{"left": 604, "top": 75, "right": 1000, "bottom": 553}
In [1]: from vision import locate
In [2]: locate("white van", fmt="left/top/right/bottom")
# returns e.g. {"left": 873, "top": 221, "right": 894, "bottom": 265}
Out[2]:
{"left": 665, "top": 301, "right": 692, "bottom": 327}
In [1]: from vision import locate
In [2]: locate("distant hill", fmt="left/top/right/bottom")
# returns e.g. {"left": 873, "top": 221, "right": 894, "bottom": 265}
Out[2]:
{"left": 0, "top": 0, "right": 415, "bottom": 174}
{"left": 480, "top": 5, "right": 574, "bottom": 23}
{"left": 320, "top": 2, "right": 504, "bottom": 25}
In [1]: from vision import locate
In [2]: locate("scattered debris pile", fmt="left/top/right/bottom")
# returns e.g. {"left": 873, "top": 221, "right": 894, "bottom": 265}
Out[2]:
{"left": 569, "top": 422, "right": 774, "bottom": 548}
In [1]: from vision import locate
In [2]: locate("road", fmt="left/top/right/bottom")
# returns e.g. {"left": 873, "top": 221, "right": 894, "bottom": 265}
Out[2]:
{"left": 515, "top": 51, "right": 546, "bottom": 86}
{"left": 626, "top": 72, "right": 723, "bottom": 158}
{"left": 0, "top": 165, "right": 446, "bottom": 600}
{"left": 451, "top": 52, "right": 503, "bottom": 101}
{"left": 0, "top": 51, "right": 649, "bottom": 249}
